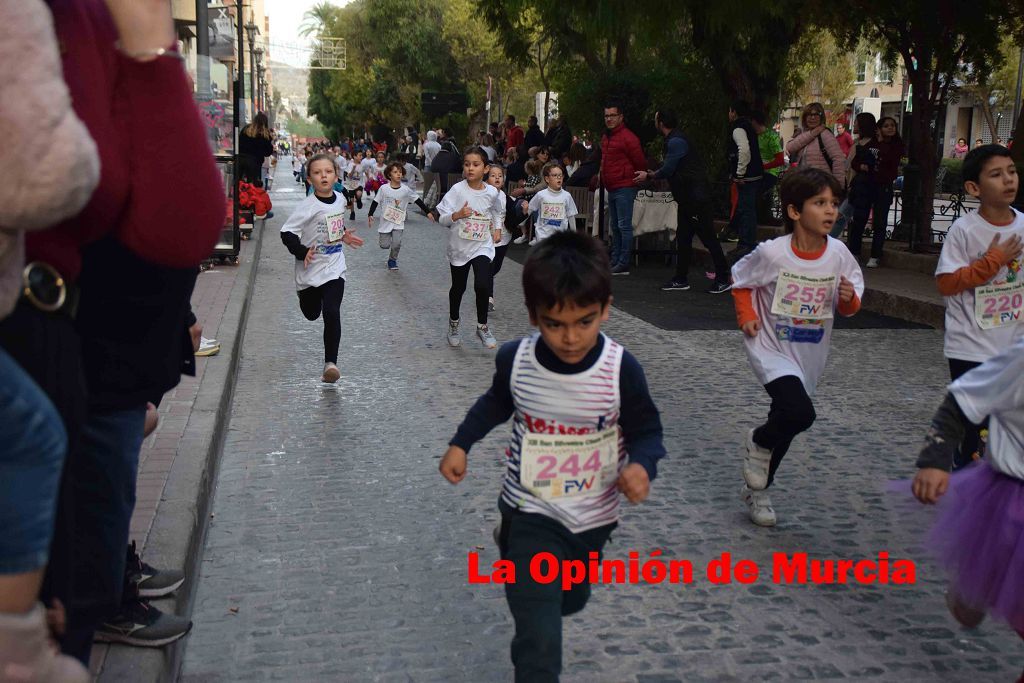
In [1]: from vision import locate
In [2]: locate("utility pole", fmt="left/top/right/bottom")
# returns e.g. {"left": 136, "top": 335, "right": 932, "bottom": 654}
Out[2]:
{"left": 1013, "top": 46, "right": 1023, "bottom": 129}
{"left": 195, "top": 0, "right": 210, "bottom": 98}
{"left": 245, "top": 17, "right": 257, "bottom": 119}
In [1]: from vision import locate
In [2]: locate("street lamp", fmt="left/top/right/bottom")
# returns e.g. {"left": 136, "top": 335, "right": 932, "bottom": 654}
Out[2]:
{"left": 244, "top": 17, "right": 257, "bottom": 120}
{"left": 256, "top": 64, "right": 265, "bottom": 112}
{"left": 254, "top": 46, "right": 264, "bottom": 112}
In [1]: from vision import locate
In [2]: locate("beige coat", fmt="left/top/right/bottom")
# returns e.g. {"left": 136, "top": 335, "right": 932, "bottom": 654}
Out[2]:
{"left": 0, "top": 0, "right": 99, "bottom": 319}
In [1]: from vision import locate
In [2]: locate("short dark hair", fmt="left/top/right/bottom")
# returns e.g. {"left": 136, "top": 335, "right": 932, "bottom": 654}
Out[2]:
{"left": 462, "top": 145, "right": 490, "bottom": 164}
{"left": 384, "top": 161, "right": 405, "bottom": 178}
{"left": 252, "top": 179, "right": 264, "bottom": 188}
{"left": 507, "top": 114, "right": 516, "bottom": 123}
{"left": 779, "top": 168, "right": 843, "bottom": 234}
{"left": 542, "top": 161, "right": 563, "bottom": 177}
{"left": 963, "top": 144, "right": 1012, "bottom": 184}
{"left": 751, "top": 110, "right": 768, "bottom": 126}
{"left": 730, "top": 100, "right": 751, "bottom": 118}
{"left": 656, "top": 110, "right": 678, "bottom": 129}
{"left": 522, "top": 231, "right": 612, "bottom": 314}
{"left": 604, "top": 100, "right": 623, "bottom": 115}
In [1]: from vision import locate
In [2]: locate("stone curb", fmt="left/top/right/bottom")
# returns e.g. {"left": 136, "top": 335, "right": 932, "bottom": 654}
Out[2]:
{"left": 97, "top": 226, "right": 265, "bottom": 683}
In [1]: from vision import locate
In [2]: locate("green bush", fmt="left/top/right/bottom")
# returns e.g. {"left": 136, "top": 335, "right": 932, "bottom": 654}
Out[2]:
{"left": 938, "top": 157, "right": 963, "bottom": 194}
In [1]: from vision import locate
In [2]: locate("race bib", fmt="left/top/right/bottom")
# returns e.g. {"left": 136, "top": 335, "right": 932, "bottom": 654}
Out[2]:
{"left": 975, "top": 280, "right": 1024, "bottom": 329}
{"left": 342, "top": 179, "right": 360, "bottom": 190}
{"left": 519, "top": 428, "right": 620, "bottom": 501}
{"left": 541, "top": 202, "right": 566, "bottom": 223}
{"left": 382, "top": 204, "right": 407, "bottom": 225}
{"left": 457, "top": 213, "right": 491, "bottom": 241}
{"left": 771, "top": 271, "right": 836, "bottom": 319}
{"left": 325, "top": 212, "right": 345, "bottom": 243}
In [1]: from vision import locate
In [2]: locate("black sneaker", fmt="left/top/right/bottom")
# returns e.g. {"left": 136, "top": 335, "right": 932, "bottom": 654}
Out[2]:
{"left": 706, "top": 281, "right": 733, "bottom": 294}
{"left": 95, "top": 599, "right": 192, "bottom": 647}
{"left": 661, "top": 278, "right": 691, "bottom": 291}
{"left": 611, "top": 263, "right": 631, "bottom": 276}
{"left": 126, "top": 541, "right": 184, "bottom": 598}
{"left": 719, "top": 232, "right": 739, "bottom": 243}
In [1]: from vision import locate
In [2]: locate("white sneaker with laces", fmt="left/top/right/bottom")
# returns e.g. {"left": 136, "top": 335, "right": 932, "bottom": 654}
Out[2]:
{"left": 741, "top": 484, "right": 777, "bottom": 526}
{"left": 322, "top": 362, "right": 340, "bottom": 383}
{"left": 866, "top": 257, "right": 880, "bottom": 268}
{"left": 476, "top": 324, "right": 497, "bottom": 349}
{"left": 447, "top": 319, "right": 461, "bottom": 347}
{"left": 512, "top": 236, "right": 527, "bottom": 245}
{"left": 742, "top": 428, "right": 772, "bottom": 490}
{"left": 195, "top": 336, "right": 221, "bottom": 357}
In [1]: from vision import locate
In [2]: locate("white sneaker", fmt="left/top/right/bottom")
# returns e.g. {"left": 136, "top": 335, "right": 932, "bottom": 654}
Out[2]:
{"left": 742, "top": 428, "right": 772, "bottom": 490}
{"left": 322, "top": 362, "right": 340, "bottom": 383}
{"left": 741, "top": 484, "right": 777, "bottom": 526}
{"left": 447, "top": 319, "right": 461, "bottom": 347}
{"left": 477, "top": 324, "right": 497, "bottom": 349}
{"left": 528, "top": 238, "right": 538, "bottom": 246}
{"left": 866, "top": 257, "right": 880, "bottom": 268}
{"left": 195, "top": 336, "right": 220, "bottom": 357}
{"left": 512, "top": 236, "right": 527, "bottom": 245}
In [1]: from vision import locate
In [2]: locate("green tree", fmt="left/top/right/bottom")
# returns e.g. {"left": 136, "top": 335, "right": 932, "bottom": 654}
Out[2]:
{"left": 786, "top": 32, "right": 858, "bottom": 122}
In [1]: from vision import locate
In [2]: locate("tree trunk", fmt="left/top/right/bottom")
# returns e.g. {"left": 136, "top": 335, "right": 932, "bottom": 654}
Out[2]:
{"left": 1012, "top": 105, "right": 1024, "bottom": 163}
{"left": 979, "top": 96, "right": 999, "bottom": 140}
{"left": 908, "top": 67, "right": 937, "bottom": 249}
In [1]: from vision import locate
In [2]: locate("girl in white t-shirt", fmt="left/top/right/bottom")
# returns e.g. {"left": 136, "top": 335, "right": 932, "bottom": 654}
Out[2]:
{"left": 528, "top": 162, "right": 578, "bottom": 242}
{"left": 934, "top": 145, "right": 1023, "bottom": 468}
{"left": 279, "top": 154, "right": 364, "bottom": 383}
{"left": 436, "top": 147, "right": 505, "bottom": 349}
{"left": 485, "top": 164, "right": 529, "bottom": 311}
{"left": 367, "top": 162, "right": 434, "bottom": 270}
{"left": 731, "top": 168, "right": 864, "bottom": 527}
{"left": 911, "top": 336, "right": 1024, "bottom": 649}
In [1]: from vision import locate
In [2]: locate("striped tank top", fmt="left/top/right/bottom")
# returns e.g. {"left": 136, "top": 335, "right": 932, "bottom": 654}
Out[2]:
{"left": 502, "top": 333, "right": 626, "bottom": 533}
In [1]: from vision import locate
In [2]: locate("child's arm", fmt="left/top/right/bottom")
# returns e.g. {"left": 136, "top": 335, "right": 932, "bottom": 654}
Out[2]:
{"left": 912, "top": 393, "right": 966, "bottom": 503}
{"left": 436, "top": 190, "right": 469, "bottom": 226}
{"left": 413, "top": 198, "right": 434, "bottom": 220}
{"left": 565, "top": 195, "right": 578, "bottom": 220}
{"left": 936, "top": 233, "right": 1023, "bottom": 296}
{"left": 730, "top": 246, "right": 767, "bottom": 335}
{"left": 616, "top": 351, "right": 666, "bottom": 503}
{"left": 440, "top": 344, "right": 517, "bottom": 484}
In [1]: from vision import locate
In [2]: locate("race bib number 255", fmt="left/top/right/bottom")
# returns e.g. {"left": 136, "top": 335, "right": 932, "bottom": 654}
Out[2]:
{"left": 771, "top": 271, "right": 835, "bottom": 319}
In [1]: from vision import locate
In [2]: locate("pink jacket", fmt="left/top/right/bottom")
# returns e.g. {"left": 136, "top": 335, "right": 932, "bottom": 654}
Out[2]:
{"left": 786, "top": 127, "right": 846, "bottom": 182}
{"left": 0, "top": 0, "right": 99, "bottom": 319}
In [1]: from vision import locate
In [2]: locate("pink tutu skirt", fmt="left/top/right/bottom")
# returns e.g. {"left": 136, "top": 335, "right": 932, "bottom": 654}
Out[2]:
{"left": 928, "top": 461, "right": 1024, "bottom": 632}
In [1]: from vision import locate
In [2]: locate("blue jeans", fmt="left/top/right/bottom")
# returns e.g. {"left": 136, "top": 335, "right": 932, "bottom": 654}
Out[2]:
{"left": 607, "top": 188, "right": 638, "bottom": 267}
{"left": 0, "top": 348, "right": 66, "bottom": 574}
{"left": 734, "top": 180, "right": 759, "bottom": 250}
{"left": 63, "top": 406, "right": 146, "bottom": 663}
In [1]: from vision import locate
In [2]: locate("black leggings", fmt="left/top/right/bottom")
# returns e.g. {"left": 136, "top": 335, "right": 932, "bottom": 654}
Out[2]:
{"left": 450, "top": 255, "right": 492, "bottom": 325}
{"left": 675, "top": 198, "right": 729, "bottom": 283}
{"left": 489, "top": 244, "right": 509, "bottom": 298}
{"left": 298, "top": 278, "right": 345, "bottom": 363}
{"left": 752, "top": 375, "right": 817, "bottom": 488}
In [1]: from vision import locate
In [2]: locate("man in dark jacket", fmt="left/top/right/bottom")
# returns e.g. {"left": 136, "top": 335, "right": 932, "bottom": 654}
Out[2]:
{"left": 600, "top": 101, "right": 646, "bottom": 274}
{"left": 524, "top": 115, "right": 545, "bottom": 149}
{"left": 727, "top": 101, "right": 763, "bottom": 259}
{"left": 637, "top": 110, "right": 731, "bottom": 294}
{"left": 545, "top": 115, "right": 573, "bottom": 161}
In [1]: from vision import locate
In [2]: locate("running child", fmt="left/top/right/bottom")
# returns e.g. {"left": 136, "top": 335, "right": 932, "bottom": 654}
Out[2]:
{"left": 436, "top": 146, "right": 505, "bottom": 349}
{"left": 364, "top": 151, "right": 387, "bottom": 195}
{"left": 401, "top": 153, "right": 423, "bottom": 189}
{"left": 439, "top": 231, "right": 665, "bottom": 682}
{"left": 731, "top": 167, "right": 864, "bottom": 526}
{"left": 367, "top": 161, "right": 434, "bottom": 270}
{"left": 280, "top": 153, "right": 364, "bottom": 383}
{"left": 485, "top": 164, "right": 528, "bottom": 311}
{"left": 935, "top": 144, "right": 1023, "bottom": 467}
{"left": 912, "top": 336, "right": 1024, "bottom": 671}
{"left": 528, "top": 162, "right": 578, "bottom": 242}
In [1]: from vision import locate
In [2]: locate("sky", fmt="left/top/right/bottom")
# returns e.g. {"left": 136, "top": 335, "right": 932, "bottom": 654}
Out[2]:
{"left": 264, "top": 0, "right": 349, "bottom": 67}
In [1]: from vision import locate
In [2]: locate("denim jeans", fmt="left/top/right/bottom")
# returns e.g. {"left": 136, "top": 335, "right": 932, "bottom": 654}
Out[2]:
{"left": 734, "top": 180, "right": 760, "bottom": 250}
{"left": 62, "top": 406, "right": 146, "bottom": 663}
{"left": 0, "top": 348, "right": 66, "bottom": 574}
{"left": 607, "top": 187, "right": 638, "bottom": 267}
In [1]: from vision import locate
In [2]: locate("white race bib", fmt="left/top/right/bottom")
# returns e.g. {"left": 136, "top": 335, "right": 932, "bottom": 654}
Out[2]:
{"left": 325, "top": 212, "right": 345, "bottom": 243}
{"left": 382, "top": 204, "right": 407, "bottom": 225}
{"left": 541, "top": 202, "right": 566, "bottom": 223}
{"left": 771, "top": 270, "right": 836, "bottom": 319}
{"left": 975, "top": 280, "right": 1024, "bottom": 329}
{"left": 519, "top": 428, "right": 620, "bottom": 501}
{"left": 457, "top": 213, "right": 491, "bottom": 241}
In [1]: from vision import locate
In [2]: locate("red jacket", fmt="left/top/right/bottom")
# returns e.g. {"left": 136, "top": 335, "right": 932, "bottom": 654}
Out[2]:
{"left": 506, "top": 125, "right": 524, "bottom": 149}
{"left": 600, "top": 124, "right": 645, "bottom": 191}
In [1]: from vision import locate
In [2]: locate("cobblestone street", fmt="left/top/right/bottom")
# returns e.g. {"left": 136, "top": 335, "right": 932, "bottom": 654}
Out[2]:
{"left": 179, "top": 179, "right": 1023, "bottom": 682}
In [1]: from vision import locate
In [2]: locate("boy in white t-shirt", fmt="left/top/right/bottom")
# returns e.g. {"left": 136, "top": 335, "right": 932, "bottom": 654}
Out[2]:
{"left": 367, "top": 161, "right": 434, "bottom": 270}
{"left": 280, "top": 154, "right": 365, "bottom": 383}
{"left": 731, "top": 168, "right": 864, "bottom": 526}
{"left": 528, "top": 162, "right": 578, "bottom": 242}
{"left": 935, "top": 144, "right": 1023, "bottom": 467}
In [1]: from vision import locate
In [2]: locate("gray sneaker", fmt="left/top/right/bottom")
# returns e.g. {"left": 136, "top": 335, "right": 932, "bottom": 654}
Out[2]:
{"left": 741, "top": 484, "right": 777, "bottom": 527}
{"left": 94, "top": 599, "right": 192, "bottom": 647}
{"left": 447, "top": 319, "right": 461, "bottom": 347}
{"left": 742, "top": 428, "right": 772, "bottom": 490}
{"left": 477, "top": 324, "right": 497, "bottom": 349}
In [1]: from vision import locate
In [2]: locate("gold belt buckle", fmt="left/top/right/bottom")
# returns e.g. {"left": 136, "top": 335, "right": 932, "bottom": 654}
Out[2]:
{"left": 21, "top": 262, "right": 66, "bottom": 313}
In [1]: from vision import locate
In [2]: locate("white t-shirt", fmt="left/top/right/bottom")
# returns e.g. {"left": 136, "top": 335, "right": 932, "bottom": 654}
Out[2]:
{"left": 423, "top": 140, "right": 441, "bottom": 167}
{"left": 731, "top": 234, "right": 865, "bottom": 394}
{"left": 402, "top": 162, "right": 423, "bottom": 187}
{"left": 936, "top": 208, "right": 1024, "bottom": 362}
{"left": 437, "top": 180, "right": 505, "bottom": 266}
{"left": 496, "top": 190, "right": 512, "bottom": 247}
{"left": 359, "top": 157, "right": 376, "bottom": 179}
{"left": 374, "top": 182, "right": 419, "bottom": 233}
{"left": 951, "top": 336, "right": 1024, "bottom": 479}
{"left": 280, "top": 191, "right": 349, "bottom": 290}
{"left": 529, "top": 187, "right": 578, "bottom": 241}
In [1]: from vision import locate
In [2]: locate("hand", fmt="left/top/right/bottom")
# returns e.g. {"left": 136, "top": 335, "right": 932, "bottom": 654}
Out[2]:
{"left": 367, "top": 215, "right": 374, "bottom": 230}
{"left": 45, "top": 598, "right": 67, "bottom": 637}
{"left": 103, "top": 0, "right": 175, "bottom": 56}
{"left": 634, "top": 170, "right": 649, "bottom": 183}
{"left": 342, "top": 229, "right": 364, "bottom": 248}
{"left": 426, "top": 211, "right": 437, "bottom": 222}
{"left": 303, "top": 247, "right": 315, "bottom": 268}
{"left": 518, "top": 200, "right": 529, "bottom": 213}
{"left": 439, "top": 445, "right": 467, "bottom": 484}
{"left": 189, "top": 321, "right": 202, "bottom": 353}
{"left": 492, "top": 229, "right": 503, "bottom": 244}
{"left": 510, "top": 188, "right": 525, "bottom": 198}
{"left": 987, "top": 232, "right": 1023, "bottom": 266}
{"left": 912, "top": 467, "right": 950, "bottom": 504}
{"left": 859, "top": 164, "right": 869, "bottom": 172}
{"left": 616, "top": 463, "right": 650, "bottom": 503}
{"left": 453, "top": 202, "right": 472, "bottom": 221}
{"left": 741, "top": 319, "right": 760, "bottom": 337}
{"left": 838, "top": 276, "right": 855, "bottom": 304}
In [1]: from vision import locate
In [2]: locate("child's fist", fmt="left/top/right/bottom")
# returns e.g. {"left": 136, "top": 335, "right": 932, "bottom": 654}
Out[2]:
{"left": 741, "top": 319, "right": 760, "bottom": 337}
{"left": 303, "top": 247, "right": 315, "bottom": 268}
{"left": 617, "top": 463, "right": 650, "bottom": 503}
{"left": 838, "top": 275, "right": 855, "bottom": 304}
{"left": 439, "top": 445, "right": 467, "bottom": 484}
{"left": 912, "top": 467, "right": 949, "bottom": 504}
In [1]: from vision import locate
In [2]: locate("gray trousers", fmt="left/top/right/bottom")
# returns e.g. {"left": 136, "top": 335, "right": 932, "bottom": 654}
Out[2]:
{"left": 378, "top": 230, "right": 403, "bottom": 260}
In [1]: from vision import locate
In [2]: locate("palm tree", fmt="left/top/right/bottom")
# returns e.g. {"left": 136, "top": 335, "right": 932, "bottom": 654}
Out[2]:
{"left": 299, "top": 1, "right": 339, "bottom": 38}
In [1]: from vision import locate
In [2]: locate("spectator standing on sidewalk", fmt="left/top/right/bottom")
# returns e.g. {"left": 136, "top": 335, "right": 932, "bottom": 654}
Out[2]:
{"left": 854, "top": 115, "right": 905, "bottom": 268}
{"left": 845, "top": 112, "right": 881, "bottom": 260}
{"left": 786, "top": 102, "right": 845, "bottom": 183}
{"left": 524, "top": 115, "right": 546, "bottom": 149}
{"left": 950, "top": 138, "right": 970, "bottom": 159}
{"left": 600, "top": 101, "right": 646, "bottom": 274}
{"left": 239, "top": 113, "right": 274, "bottom": 183}
{"left": 636, "top": 109, "right": 731, "bottom": 294}
{"left": 727, "top": 101, "right": 764, "bottom": 260}
{"left": 835, "top": 122, "right": 854, "bottom": 157}
{"left": 752, "top": 111, "right": 785, "bottom": 226}
{"left": 505, "top": 114, "right": 524, "bottom": 150}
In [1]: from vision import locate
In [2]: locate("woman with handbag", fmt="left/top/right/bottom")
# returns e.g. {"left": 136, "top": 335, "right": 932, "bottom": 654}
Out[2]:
{"left": 844, "top": 113, "right": 882, "bottom": 261}
{"left": 785, "top": 102, "right": 846, "bottom": 183}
